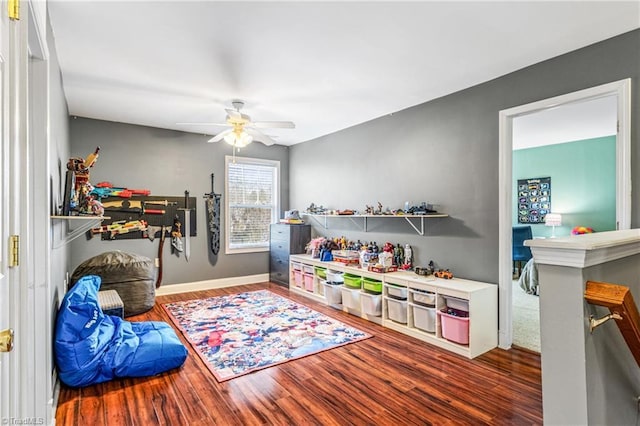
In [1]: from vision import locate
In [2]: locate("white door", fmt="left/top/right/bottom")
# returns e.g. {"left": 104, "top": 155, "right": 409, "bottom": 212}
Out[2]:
{"left": 0, "top": 0, "right": 14, "bottom": 419}
{"left": 1, "top": 1, "right": 39, "bottom": 419}
{"left": 0, "top": 50, "right": 9, "bottom": 426}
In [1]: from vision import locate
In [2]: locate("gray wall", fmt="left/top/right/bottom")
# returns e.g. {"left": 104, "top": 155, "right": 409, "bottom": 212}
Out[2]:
{"left": 290, "top": 29, "right": 640, "bottom": 285}
{"left": 49, "top": 15, "right": 71, "bottom": 301}
{"left": 47, "top": 11, "right": 72, "bottom": 423}
{"left": 69, "top": 118, "right": 290, "bottom": 285}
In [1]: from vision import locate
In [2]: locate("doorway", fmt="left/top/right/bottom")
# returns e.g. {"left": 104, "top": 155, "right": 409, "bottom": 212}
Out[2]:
{"left": 511, "top": 95, "right": 618, "bottom": 351}
{"left": 498, "top": 78, "right": 632, "bottom": 350}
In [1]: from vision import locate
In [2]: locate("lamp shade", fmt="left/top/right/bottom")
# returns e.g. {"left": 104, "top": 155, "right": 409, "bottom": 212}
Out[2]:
{"left": 545, "top": 213, "right": 562, "bottom": 227}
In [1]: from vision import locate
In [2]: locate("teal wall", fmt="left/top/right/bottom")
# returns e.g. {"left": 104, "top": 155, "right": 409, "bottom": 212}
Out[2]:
{"left": 512, "top": 135, "right": 616, "bottom": 238}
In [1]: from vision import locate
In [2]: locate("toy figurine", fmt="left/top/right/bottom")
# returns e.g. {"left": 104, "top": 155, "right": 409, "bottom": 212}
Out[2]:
{"left": 340, "top": 236, "right": 347, "bottom": 250}
{"left": 402, "top": 244, "right": 413, "bottom": 270}
{"left": 394, "top": 244, "right": 404, "bottom": 266}
{"left": 378, "top": 251, "right": 393, "bottom": 267}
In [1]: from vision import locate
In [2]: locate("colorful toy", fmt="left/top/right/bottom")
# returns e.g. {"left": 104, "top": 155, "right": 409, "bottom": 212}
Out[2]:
{"left": 572, "top": 226, "right": 594, "bottom": 235}
{"left": 434, "top": 269, "right": 453, "bottom": 279}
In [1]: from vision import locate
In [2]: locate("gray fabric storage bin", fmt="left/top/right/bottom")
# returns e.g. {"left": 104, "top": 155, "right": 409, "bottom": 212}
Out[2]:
{"left": 98, "top": 289, "right": 125, "bottom": 318}
{"left": 71, "top": 251, "right": 155, "bottom": 316}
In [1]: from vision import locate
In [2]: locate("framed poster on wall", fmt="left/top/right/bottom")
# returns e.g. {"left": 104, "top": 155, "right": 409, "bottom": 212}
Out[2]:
{"left": 517, "top": 177, "right": 551, "bottom": 224}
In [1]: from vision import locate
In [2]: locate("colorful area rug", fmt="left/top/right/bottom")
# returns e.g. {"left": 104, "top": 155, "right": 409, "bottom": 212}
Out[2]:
{"left": 163, "top": 289, "right": 371, "bottom": 381}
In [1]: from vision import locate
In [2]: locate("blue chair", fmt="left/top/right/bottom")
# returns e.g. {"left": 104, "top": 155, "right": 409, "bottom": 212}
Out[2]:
{"left": 512, "top": 226, "right": 533, "bottom": 277}
{"left": 54, "top": 275, "right": 188, "bottom": 387}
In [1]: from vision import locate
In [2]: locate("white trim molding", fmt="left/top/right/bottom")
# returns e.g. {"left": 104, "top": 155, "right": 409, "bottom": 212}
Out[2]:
{"left": 526, "top": 229, "right": 640, "bottom": 268}
{"left": 156, "top": 273, "right": 270, "bottom": 296}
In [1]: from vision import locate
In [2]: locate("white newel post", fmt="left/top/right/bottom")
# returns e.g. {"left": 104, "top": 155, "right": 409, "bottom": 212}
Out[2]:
{"left": 527, "top": 230, "right": 640, "bottom": 425}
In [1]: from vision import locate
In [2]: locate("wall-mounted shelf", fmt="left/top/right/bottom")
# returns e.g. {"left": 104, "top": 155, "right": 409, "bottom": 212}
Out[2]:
{"left": 51, "top": 215, "right": 110, "bottom": 248}
{"left": 302, "top": 213, "right": 448, "bottom": 236}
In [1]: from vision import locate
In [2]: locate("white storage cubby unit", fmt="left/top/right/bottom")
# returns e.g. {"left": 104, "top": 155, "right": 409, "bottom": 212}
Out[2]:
{"left": 288, "top": 254, "right": 497, "bottom": 358}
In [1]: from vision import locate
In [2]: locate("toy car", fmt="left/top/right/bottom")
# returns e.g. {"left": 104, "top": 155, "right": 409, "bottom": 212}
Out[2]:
{"left": 434, "top": 269, "right": 453, "bottom": 279}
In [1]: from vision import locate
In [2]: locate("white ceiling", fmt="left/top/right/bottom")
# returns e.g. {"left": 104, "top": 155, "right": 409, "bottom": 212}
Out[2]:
{"left": 48, "top": 1, "right": 640, "bottom": 146}
{"left": 513, "top": 95, "right": 618, "bottom": 150}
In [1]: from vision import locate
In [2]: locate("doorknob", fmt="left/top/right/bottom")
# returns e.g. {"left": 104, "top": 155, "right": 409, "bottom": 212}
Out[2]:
{"left": 0, "top": 329, "right": 14, "bottom": 352}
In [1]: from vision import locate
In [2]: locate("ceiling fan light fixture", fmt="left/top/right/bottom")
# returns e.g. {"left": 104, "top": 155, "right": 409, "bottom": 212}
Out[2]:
{"left": 224, "top": 130, "right": 253, "bottom": 148}
{"left": 183, "top": 100, "right": 293, "bottom": 147}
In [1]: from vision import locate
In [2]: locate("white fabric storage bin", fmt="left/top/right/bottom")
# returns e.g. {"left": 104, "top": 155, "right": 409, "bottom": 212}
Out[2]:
{"left": 360, "top": 292, "right": 382, "bottom": 316}
{"left": 302, "top": 264, "right": 314, "bottom": 274}
{"left": 341, "top": 286, "right": 361, "bottom": 310}
{"left": 326, "top": 270, "right": 344, "bottom": 284}
{"left": 444, "top": 296, "right": 469, "bottom": 312}
{"left": 387, "top": 284, "right": 408, "bottom": 300}
{"left": 411, "top": 303, "right": 436, "bottom": 333}
{"left": 323, "top": 281, "right": 343, "bottom": 306}
{"left": 385, "top": 297, "right": 407, "bottom": 324}
{"left": 411, "top": 289, "right": 436, "bottom": 306}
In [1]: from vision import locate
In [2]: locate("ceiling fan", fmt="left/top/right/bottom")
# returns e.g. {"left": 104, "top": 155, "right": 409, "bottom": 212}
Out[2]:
{"left": 178, "top": 100, "right": 295, "bottom": 147}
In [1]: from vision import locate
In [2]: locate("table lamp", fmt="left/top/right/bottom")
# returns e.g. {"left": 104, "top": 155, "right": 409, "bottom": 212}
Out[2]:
{"left": 545, "top": 213, "right": 562, "bottom": 238}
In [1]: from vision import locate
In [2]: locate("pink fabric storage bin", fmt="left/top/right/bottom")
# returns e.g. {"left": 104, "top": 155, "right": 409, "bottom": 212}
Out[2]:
{"left": 438, "top": 308, "right": 470, "bottom": 345}
{"left": 303, "top": 273, "right": 314, "bottom": 291}
{"left": 293, "top": 270, "right": 303, "bottom": 288}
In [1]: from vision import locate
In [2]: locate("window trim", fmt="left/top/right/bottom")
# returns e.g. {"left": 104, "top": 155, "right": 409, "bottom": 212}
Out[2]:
{"left": 224, "top": 155, "right": 280, "bottom": 255}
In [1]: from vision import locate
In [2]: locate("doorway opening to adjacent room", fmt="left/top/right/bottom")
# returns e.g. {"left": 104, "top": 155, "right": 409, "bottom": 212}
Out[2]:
{"left": 497, "top": 79, "right": 631, "bottom": 350}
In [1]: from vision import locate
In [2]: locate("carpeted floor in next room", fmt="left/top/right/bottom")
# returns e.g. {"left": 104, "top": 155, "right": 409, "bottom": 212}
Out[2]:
{"left": 512, "top": 279, "right": 541, "bottom": 352}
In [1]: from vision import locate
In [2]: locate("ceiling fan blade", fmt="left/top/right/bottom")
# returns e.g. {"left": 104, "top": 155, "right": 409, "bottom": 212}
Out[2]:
{"left": 208, "top": 129, "right": 233, "bottom": 143}
{"left": 225, "top": 109, "right": 242, "bottom": 119}
{"left": 252, "top": 121, "right": 295, "bottom": 129}
{"left": 177, "top": 122, "right": 229, "bottom": 127}
{"left": 245, "top": 128, "right": 276, "bottom": 146}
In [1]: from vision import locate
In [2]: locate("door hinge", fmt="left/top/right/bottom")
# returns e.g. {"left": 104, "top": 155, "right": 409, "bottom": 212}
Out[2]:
{"left": 9, "top": 235, "right": 19, "bottom": 267}
{"left": 0, "top": 329, "right": 14, "bottom": 352}
{"left": 8, "top": 0, "right": 20, "bottom": 20}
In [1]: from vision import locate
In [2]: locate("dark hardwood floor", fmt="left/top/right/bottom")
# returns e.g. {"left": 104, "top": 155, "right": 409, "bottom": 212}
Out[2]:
{"left": 55, "top": 282, "right": 543, "bottom": 425}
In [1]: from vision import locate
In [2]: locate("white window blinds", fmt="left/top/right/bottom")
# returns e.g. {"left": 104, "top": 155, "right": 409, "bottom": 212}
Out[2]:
{"left": 225, "top": 156, "right": 279, "bottom": 253}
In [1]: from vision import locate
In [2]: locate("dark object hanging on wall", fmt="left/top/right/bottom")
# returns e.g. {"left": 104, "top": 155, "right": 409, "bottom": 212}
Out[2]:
{"left": 204, "top": 173, "right": 222, "bottom": 255}
{"left": 517, "top": 177, "right": 551, "bottom": 224}
{"left": 99, "top": 195, "right": 196, "bottom": 240}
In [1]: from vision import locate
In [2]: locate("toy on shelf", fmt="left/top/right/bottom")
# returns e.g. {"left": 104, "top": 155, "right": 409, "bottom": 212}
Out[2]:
{"left": 401, "top": 244, "right": 413, "bottom": 270}
{"left": 91, "top": 182, "right": 151, "bottom": 200}
{"left": 90, "top": 220, "right": 147, "bottom": 240}
{"left": 306, "top": 203, "right": 327, "bottom": 214}
{"left": 434, "top": 269, "right": 454, "bottom": 279}
{"left": 393, "top": 244, "right": 404, "bottom": 267}
{"left": 65, "top": 146, "right": 104, "bottom": 215}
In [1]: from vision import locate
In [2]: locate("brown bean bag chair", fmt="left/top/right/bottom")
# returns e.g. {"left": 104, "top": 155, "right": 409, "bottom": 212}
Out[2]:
{"left": 71, "top": 251, "right": 155, "bottom": 316}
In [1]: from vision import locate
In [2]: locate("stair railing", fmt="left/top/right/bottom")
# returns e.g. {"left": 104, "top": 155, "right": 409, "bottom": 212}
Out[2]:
{"left": 584, "top": 280, "right": 640, "bottom": 366}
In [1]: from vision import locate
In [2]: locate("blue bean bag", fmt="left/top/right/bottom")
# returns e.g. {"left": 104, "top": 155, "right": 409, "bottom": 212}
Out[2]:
{"left": 54, "top": 275, "right": 187, "bottom": 387}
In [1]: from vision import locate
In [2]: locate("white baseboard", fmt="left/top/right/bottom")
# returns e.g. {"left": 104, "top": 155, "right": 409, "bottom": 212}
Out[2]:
{"left": 156, "top": 274, "right": 270, "bottom": 296}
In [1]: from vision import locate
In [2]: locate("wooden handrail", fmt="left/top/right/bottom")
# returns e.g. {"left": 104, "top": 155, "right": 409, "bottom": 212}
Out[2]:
{"left": 584, "top": 280, "right": 640, "bottom": 367}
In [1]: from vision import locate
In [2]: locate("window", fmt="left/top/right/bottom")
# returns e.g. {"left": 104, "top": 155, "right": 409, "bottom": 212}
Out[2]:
{"left": 225, "top": 156, "right": 279, "bottom": 254}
